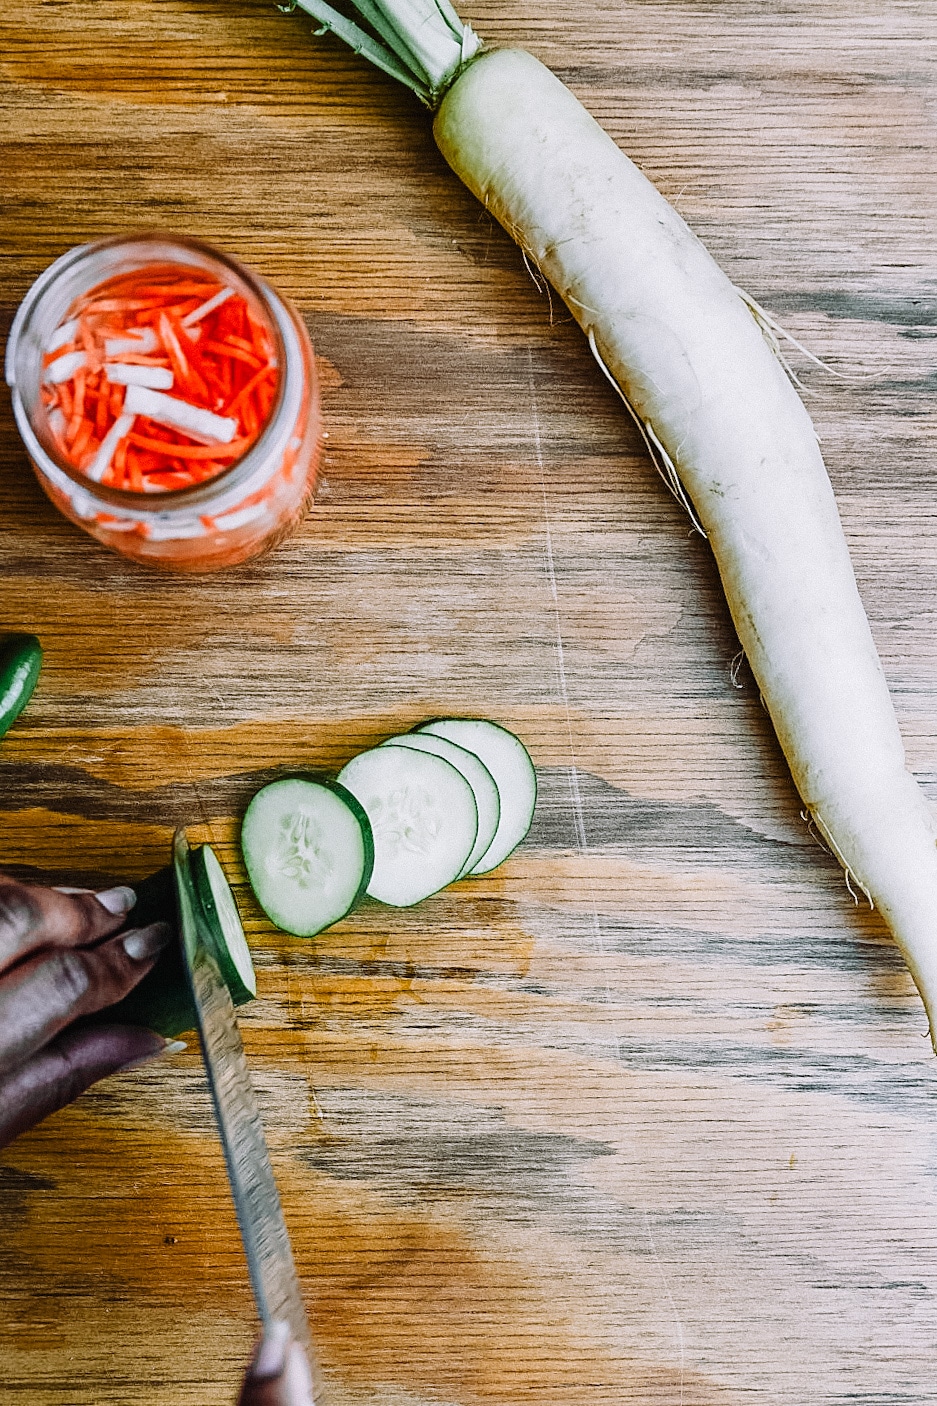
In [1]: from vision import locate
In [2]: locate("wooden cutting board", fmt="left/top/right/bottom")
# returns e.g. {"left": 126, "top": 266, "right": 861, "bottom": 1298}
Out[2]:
{"left": 2, "top": 2, "right": 937, "bottom": 1402}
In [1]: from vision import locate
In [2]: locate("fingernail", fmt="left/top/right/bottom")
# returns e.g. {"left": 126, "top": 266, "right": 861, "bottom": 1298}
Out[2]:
{"left": 250, "top": 1321, "right": 291, "bottom": 1381}
{"left": 96, "top": 885, "right": 137, "bottom": 915}
{"left": 283, "top": 1341, "right": 317, "bottom": 1405}
{"left": 124, "top": 1039, "right": 187, "bottom": 1070}
{"left": 122, "top": 921, "right": 171, "bottom": 961}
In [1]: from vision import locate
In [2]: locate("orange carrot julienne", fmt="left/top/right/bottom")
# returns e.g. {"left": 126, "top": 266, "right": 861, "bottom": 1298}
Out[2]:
{"left": 147, "top": 470, "right": 195, "bottom": 490}
{"left": 224, "top": 333, "right": 261, "bottom": 356}
{"left": 107, "top": 353, "right": 172, "bottom": 367}
{"left": 95, "top": 383, "right": 109, "bottom": 437}
{"left": 203, "top": 338, "right": 264, "bottom": 370}
{"left": 127, "top": 452, "right": 144, "bottom": 493}
{"left": 42, "top": 343, "right": 79, "bottom": 368}
{"left": 226, "top": 364, "right": 276, "bottom": 417}
{"left": 42, "top": 263, "right": 279, "bottom": 492}
{"left": 67, "top": 371, "right": 86, "bottom": 441}
{"left": 70, "top": 417, "right": 94, "bottom": 462}
{"left": 127, "top": 431, "right": 251, "bottom": 460}
{"left": 79, "top": 297, "right": 178, "bottom": 314}
{"left": 128, "top": 284, "right": 216, "bottom": 298}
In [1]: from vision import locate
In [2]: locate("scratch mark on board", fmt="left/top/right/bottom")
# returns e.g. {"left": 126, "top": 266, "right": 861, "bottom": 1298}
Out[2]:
{"left": 644, "top": 1209, "right": 686, "bottom": 1406}
{"left": 527, "top": 346, "right": 614, "bottom": 1011}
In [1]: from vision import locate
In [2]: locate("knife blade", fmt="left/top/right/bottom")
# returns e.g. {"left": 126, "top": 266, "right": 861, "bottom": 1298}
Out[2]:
{"left": 173, "top": 829, "right": 316, "bottom": 1375}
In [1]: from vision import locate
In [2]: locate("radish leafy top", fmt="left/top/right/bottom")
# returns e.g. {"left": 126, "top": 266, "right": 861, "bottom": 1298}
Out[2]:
{"left": 281, "top": 0, "right": 481, "bottom": 106}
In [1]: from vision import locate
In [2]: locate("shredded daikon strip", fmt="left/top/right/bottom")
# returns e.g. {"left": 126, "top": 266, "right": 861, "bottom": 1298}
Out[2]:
{"left": 104, "top": 327, "right": 158, "bottom": 357}
{"left": 122, "top": 384, "right": 237, "bottom": 443}
{"left": 47, "top": 319, "right": 79, "bottom": 354}
{"left": 47, "top": 407, "right": 67, "bottom": 440}
{"left": 43, "top": 350, "right": 86, "bottom": 385}
{"left": 181, "top": 286, "right": 235, "bottom": 327}
{"left": 86, "top": 413, "right": 135, "bottom": 483}
{"left": 213, "top": 501, "right": 267, "bottom": 531}
{"left": 104, "top": 363, "right": 174, "bottom": 390}
{"left": 144, "top": 518, "right": 207, "bottom": 538}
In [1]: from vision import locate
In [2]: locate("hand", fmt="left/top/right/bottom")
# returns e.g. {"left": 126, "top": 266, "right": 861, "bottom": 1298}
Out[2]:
{"left": 0, "top": 874, "right": 174, "bottom": 1149}
{"left": 238, "top": 1324, "right": 317, "bottom": 1406}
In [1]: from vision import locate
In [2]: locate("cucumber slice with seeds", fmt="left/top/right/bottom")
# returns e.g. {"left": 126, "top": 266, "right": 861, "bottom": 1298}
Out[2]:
{"left": 415, "top": 718, "right": 537, "bottom": 873}
{"left": 380, "top": 733, "right": 500, "bottom": 878}
{"left": 241, "top": 777, "right": 373, "bottom": 937}
{"left": 337, "top": 745, "right": 478, "bottom": 906}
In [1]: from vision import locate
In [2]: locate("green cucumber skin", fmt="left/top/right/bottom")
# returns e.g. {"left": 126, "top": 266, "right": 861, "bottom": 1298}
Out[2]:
{"left": 0, "top": 634, "right": 42, "bottom": 741}
{"left": 241, "top": 776, "right": 375, "bottom": 937}
{"left": 88, "top": 866, "right": 194, "bottom": 1039}
{"left": 413, "top": 717, "right": 538, "bottom": 871}
{"left": 92, "top": 860, "right": 255, "bottom": 1039}
{"left": 327, "top": 778, "right": 376, "bottom": 912}
{"left": 189, "top": 844, "right": 256, "bottom": 1003}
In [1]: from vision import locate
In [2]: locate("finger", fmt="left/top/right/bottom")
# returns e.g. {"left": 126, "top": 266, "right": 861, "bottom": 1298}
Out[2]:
{"left": 0, "top": 1022, "right": 177, "bottom": 1150}
{"left": 0, "top": 921, "right": 171, "bottom": 1076}
{"left": 238, "top": 1327, "right": 317, "bottom": 1406}
{"left": 0, "top": 876, "right": 137, "bottom": 975}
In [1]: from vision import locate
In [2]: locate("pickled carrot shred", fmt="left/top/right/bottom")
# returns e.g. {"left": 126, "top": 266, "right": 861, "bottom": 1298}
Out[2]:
{"left": 43, "top": 263, "right": 280, "bottom": 493}
{"left": 70, "top": 417, "right": 94, "bottom": 462}
{"left": 203, "top": 339, "right": 265, "bottom": 369}
{"left": 127, "top": 431, "right": 251, "bottom": 460}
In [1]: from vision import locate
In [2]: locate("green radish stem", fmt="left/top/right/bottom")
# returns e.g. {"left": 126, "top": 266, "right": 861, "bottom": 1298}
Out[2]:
{"left": 284, "top": 6, "right": 937, "bottom": 1046}
{"left": 282, "top": 0, "right": 480, "bottom": 105}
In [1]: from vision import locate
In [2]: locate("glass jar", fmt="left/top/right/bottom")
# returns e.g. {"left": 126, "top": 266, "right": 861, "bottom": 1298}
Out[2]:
{"left": 4, "top": 233, "right": 321, "bottom": 571}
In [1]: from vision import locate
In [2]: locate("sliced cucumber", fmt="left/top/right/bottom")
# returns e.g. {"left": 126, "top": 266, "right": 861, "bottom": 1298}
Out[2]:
{"left": 415, "top": 718, "right": 537, "bottom": 873}
{"left": 0, "top": 633, "right": 42, "bottom": 741}
{"left": 380, "top": 733, "right": 500, "bottom": 878}
{"left": 190, "top": 843, "right": 256, "bottom": 1002}
{"left": 241, "top": 776, "right": 374, "bottom": 936}
{"left": 337, "top": 745, "right": 478, "bottom": 906}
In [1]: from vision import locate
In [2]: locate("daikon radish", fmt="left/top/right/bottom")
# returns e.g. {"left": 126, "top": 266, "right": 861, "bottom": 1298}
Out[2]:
{"left": 104, "top": 362, "right": 175, "bottom": 390}
{"left": 286, "top": 3, "right": 937, "bottom": 1042}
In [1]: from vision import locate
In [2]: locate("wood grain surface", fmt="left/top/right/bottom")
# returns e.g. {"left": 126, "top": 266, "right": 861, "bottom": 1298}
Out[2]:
{"left": 2, "top": 2, "right": 937, "bottom": 1402}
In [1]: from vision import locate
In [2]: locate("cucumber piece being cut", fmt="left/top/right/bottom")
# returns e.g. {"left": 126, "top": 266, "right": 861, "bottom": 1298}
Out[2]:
{"left": 0, "top": 633, "right": 42, "bottom": 740}
{"left": 241, "top": 776, "right": 374, "bottom": 936}
{"left": 380, "top": 732, "right": 500, "bottom": 878}
{"left": 93, "top": 847, "right": 256, "bottom": 1039}
{"left": 337, "top": 745, "right": 478, "bottom": 906}
{"left": 95, "top": 864, "right": 189, "bottom": 1037}
{"left": 415, "top": 718, "right": 537, "bottom": 873}
{"left": 190, "top": 842, "right": 256, "bottom": 1002}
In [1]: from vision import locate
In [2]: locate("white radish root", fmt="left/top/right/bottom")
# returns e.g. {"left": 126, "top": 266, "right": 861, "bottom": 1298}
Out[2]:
{"left": 283, "top": 0, "right": 937, "bottom": 1042}
{"left": 434, "top": 48, "right": 937, "bottom": 1043}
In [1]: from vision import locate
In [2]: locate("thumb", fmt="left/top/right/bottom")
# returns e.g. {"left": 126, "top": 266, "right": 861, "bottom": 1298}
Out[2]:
{"left": 238, "top": 1324, "right": 316, "bottom": 1406}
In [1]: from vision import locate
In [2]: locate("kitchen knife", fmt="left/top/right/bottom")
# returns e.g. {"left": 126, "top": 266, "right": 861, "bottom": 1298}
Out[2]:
{"left": 173, "top": 828, "right": 317, "bottom": 1379}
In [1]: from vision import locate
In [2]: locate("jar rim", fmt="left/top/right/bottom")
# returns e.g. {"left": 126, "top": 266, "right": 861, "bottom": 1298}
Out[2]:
{"left": 5, "top": 232, "right": 302, "bottom": 514}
